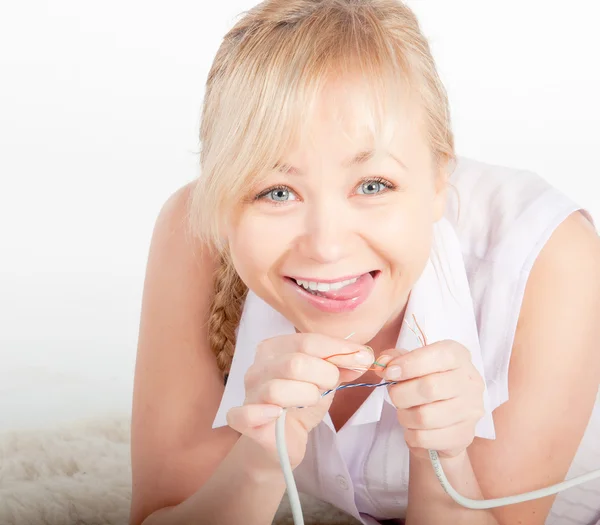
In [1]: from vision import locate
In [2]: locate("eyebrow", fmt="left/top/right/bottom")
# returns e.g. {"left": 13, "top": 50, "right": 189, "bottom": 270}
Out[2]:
{"left": 274, "top": 149, "right": 406, "bottom": 175}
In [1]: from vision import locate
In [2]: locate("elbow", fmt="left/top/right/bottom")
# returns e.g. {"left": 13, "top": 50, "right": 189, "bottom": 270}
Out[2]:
{"left": 129, "top": 502, "right": 175, "bottom": 525}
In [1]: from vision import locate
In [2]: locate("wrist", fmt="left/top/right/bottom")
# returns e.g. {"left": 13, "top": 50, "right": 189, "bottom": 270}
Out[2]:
{"left": 235, "top": 435, "right": 287, "bottom": 485}
{"left": 410, "top": 448, "right": 469, "bottom": 468}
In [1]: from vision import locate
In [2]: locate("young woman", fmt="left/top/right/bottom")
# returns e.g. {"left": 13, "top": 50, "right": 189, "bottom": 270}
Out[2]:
{"left": 129, "top": 1, "right": 600, "bottom": 524}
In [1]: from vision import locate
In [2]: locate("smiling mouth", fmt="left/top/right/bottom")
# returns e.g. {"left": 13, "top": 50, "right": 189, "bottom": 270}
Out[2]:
{"left": 286, "top": 270, "right": 379, "bottom": 297}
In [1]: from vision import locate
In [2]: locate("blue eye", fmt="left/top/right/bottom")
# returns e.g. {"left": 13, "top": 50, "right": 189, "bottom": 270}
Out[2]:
{"left": 356, "top": 178, "right": 394, "bottom": 195}
{"left": 268, "top": 188, "right": 290, "bottom": 201}
{"left": 256, "top": 185, "right": 298, "bottom": 203}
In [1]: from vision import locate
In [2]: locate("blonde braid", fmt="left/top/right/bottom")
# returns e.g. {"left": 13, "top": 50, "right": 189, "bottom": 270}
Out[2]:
{"left": 208, "top": 250, "right": 248, "bottom": 377}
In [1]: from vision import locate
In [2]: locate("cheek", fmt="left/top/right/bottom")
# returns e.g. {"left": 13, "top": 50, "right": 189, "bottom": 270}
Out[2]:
{"left": 374, "top": 201, "right": 434, "bottom": 263}
{"left": 227, "top": 211, "right": 291, "bottom": 282}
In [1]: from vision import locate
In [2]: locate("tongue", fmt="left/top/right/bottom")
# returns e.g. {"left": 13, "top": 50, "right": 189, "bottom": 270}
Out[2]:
{"left": 315, "top": 272, "right": 374, "bottom": 300}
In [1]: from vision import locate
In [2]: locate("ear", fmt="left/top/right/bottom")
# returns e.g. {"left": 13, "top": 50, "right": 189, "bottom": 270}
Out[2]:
{"left": 432, "top": 160, "right": 450, "bottom": 222}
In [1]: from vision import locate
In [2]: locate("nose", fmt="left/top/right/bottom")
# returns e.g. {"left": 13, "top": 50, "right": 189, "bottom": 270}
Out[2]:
{"left": 296, "top": 200, "right": 353, "bottom": 263}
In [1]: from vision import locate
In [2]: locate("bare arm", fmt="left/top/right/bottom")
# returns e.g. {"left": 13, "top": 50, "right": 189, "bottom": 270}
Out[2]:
{"left": 467, "top": 210, "right": 600, "bottom": 525}
{"left": 405, "top": 211, "right": 600, "bottom": 525}
{"left": 129, "top": 182, "right": 286, "bottom": 525}
{"left": 141, "top": 436, "right": 288, "bottom": 525}
{"left": 406, "top": 451, "right": 498, "bottom": 525}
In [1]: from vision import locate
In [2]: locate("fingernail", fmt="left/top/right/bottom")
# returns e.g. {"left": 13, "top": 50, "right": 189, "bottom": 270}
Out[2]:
{"left": 385, "top": 365, "right": 402, "bottom": 380}
{"left": 375, "top": 354, "right": 394, "bottom": 367}
{"left": 262, "top": 406, "right": 283, "bottom": 419}
{"left": 355, "top": 349, "right": 374, "bottom": 365}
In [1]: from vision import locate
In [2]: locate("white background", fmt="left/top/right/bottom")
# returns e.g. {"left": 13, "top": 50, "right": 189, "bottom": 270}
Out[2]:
{"left": 1, "top": 0, "right": 598, "bottom": 431}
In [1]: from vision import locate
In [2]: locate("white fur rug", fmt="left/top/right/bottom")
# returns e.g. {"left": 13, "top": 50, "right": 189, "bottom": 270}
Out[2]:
{"left": 0, "top": 414, "right": 360, "bottom": 525}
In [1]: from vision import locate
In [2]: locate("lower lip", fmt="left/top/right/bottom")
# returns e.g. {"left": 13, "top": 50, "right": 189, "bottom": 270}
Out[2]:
{"left": 285, "top": 272, "right": 379, "bottom": 313}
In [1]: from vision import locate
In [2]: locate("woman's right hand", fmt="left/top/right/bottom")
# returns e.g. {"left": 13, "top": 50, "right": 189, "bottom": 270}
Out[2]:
{"left": 226, "top": 333, "right": 374, "bottom": 471}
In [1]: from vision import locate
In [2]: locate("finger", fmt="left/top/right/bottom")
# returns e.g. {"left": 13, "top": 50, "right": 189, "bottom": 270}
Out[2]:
{"left": 337, "top": 367, "right": 370, "bottom": 385}
{"left": 246, "top": 378, "right": 322, "bottom": 408}
{"left": 372, "top": 347, "right": 409, "bottom": 379}
{"left": 395, "top": 397, "right": 481, "bottom": 430}
{"left": 403, "top": 420, "right": 477, "bottom": 452}
{"left": 387, "top": 368, "right": 464, "bottom": 408}
{"left": 381, "top": 340, "right": 470, "bottom": 382}
{"left": 257, "top": 333, "right": 373, "bottom": 369}
{"left": 226, "top": 404, "right": 283, "bottom": 432}
{"left": 245, "top": 352, "right": 341, "bottom": 391}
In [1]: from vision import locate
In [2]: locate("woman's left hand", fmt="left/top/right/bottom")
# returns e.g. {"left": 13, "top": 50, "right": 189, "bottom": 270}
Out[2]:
{"left": 374, "top": 340, "right": 486, "bottom": 460}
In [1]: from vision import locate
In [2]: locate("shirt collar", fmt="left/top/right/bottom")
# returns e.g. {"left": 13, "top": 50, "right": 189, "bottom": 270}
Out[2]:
{"left": 213, "top": 218, "right": 496, "bottom": 439}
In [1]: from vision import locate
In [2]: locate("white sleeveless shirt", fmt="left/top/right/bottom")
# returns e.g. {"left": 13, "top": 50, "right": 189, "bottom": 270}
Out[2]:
{"left": 213, "top": 157, "right": 600, "bottom": 525}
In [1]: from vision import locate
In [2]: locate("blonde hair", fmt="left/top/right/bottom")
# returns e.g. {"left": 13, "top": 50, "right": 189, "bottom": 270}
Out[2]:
{"left": 189, "top": 0, "right": 457, "bottom": 375}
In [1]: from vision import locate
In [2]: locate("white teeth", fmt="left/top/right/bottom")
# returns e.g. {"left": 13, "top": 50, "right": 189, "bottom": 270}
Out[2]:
{"left": 294, "top": 276, "right": 359, "bottom": 292}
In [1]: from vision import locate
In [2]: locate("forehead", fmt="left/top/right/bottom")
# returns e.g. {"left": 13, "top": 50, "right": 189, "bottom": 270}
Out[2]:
{"left": 282, "top": 75, "right": 428, "bottom": 168}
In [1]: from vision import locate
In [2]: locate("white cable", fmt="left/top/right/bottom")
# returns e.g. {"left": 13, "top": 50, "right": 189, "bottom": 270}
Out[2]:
{"left": 275, "top": 411, "right": 600, "bottom": 524}
{"left": 428, "top": 449, "right": 600, "bottom": 509}
{"left": 275, "top": 409, "right": 304, "bottom": 525}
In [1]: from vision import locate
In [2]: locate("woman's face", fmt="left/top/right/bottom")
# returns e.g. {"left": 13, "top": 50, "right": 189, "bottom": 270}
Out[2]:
{"left": 227, "top": 84, "right": 448, "bottom": 344}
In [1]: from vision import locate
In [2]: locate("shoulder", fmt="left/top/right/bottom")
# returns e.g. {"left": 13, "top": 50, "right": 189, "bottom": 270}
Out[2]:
{"left": 147, "top": 180, "right": 212, "bottom": 272}
{"left": 153, "top": 180, "right": 196, "bottom": 234}
{"left": 447, "top": 158, "right": 598, "bottom": 407}
{"left": 445, "top": 157, "right": 567, "bottom": 261}
{"left": 519, "top": 209, "right": 600, "bottom": 331}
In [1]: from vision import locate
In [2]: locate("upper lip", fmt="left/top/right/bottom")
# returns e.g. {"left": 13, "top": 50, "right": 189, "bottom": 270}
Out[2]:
{"left": 286, "top": 271, "right": 376, "bottom": 283}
